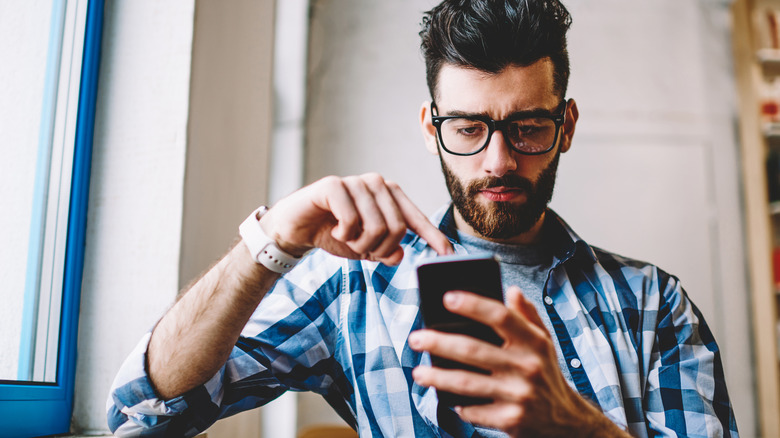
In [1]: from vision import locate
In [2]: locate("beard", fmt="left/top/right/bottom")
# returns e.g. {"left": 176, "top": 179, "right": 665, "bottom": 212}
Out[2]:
{"left": 440, "top": 150, "right": 561, "bottom": 240}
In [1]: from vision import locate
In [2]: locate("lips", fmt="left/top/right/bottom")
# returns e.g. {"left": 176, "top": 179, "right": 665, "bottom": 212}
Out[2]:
{"left": 478, "top": 186, "right": 526, "bottom": 202}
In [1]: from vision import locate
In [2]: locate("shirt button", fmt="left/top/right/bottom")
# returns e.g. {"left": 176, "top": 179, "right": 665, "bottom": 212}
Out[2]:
{"left": 570, "top": 358, "right": 581, "bottom": 368}
{"left": 544, "top": 296, "right": 553, "bottom": 305}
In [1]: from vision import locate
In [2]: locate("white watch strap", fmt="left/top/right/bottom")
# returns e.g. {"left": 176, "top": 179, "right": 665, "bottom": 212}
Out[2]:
{"left": 239, "top": 206, "right": 302, "bottom": 274}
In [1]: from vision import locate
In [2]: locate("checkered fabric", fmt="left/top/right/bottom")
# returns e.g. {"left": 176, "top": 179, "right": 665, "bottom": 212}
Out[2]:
{"left": 107, "top": 205, "right": 738, "bottom": 437}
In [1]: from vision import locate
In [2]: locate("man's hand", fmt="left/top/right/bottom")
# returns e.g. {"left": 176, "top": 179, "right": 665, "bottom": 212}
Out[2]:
{"left": 261, "top": 173, "right": 453, "bottom": 264}
{"left": 408, "top": 287, "right": 631, "bottom": 437}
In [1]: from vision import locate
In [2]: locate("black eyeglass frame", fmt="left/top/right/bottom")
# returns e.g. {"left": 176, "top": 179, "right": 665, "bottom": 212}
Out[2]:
{"left": 430, "top": 99, "right": 570, "bottom": 156}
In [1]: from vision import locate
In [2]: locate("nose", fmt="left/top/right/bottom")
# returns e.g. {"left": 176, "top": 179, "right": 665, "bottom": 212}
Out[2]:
{"left": 481, "top": 129, "right": 518, "bottom": 176}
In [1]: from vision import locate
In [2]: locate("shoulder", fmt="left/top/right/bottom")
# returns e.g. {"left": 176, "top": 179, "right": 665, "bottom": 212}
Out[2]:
{"left": 591, "top": 246, "right": 678, "bottom": 290}
{"left": 546, "top": 211, "right": 685, "bottom": 308}
{"left": 586, "top": 246, "right": 689, "bottom": 315}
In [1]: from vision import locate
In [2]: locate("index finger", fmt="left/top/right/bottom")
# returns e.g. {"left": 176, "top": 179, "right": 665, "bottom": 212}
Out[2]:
{"left": 444, "top": 291, "right": 548, "bottom": 344}
{"left": 386, "top": 182, "right": 453, "bottom": 256}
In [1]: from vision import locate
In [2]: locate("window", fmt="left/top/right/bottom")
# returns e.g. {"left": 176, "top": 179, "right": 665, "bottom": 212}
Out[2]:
{"left": 0, "top": 0, "right": 103, "bottom": 436}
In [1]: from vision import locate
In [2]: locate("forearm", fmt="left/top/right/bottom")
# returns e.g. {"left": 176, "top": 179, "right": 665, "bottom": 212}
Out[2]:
{"left": 147, "top": 239, "right": 280, "bottom": 399}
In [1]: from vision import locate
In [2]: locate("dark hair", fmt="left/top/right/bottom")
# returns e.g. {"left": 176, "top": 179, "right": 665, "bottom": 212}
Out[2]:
{"left": 420, "top": 0, "right": 572, "bottom": 101}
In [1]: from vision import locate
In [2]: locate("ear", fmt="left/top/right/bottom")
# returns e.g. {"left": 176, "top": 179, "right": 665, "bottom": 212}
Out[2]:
{"left": 559, "top": 98, "right": 579, "bottom": 154}
{"left": 420, "top": 101, "right": 440, "bottom": 155}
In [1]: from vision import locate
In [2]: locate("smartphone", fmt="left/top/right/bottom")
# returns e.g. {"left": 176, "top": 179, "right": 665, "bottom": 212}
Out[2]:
{"left": 416, "top": 253, "right": 504, "bottom": 406}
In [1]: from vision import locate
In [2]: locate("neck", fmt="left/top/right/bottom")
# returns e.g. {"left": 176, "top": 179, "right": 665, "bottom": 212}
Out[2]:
{"left": 453, "top": 208, "right": 546, "bottom": 245}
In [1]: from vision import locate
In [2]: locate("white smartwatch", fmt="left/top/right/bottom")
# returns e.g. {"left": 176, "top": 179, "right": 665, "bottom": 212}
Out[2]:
{"left": 239, "top": 206, "right": 302, "bottom": 274}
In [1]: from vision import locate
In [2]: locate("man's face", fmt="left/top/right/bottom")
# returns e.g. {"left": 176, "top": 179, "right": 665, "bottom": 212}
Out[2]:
{"left": 420, "top": 59, "right": 577, "bottom": 242}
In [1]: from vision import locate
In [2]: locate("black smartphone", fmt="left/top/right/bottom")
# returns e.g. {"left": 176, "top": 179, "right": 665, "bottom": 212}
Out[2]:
{"left": 416, "top": 254, "right": 504, "bottom": 406}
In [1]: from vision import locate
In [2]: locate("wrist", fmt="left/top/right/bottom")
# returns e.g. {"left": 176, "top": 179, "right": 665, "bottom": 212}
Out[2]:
{"left": 257, "top": 213, "right": 310, "bottom": 258}
{"left": 571, "top": 399, "right": 629, "bottom": 438}
{"left": 239, "top": 206, "right": 307, "bottom": 273}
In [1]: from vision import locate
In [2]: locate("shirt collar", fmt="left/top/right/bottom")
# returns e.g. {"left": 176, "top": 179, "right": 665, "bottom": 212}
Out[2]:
{"left": 421, "top": 203, "right": 597, "bottom": 265}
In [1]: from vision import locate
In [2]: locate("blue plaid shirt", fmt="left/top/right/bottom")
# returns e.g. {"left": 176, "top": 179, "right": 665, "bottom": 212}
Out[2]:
{"left": 107, "top": 205, "right": 738, "bottom": 437}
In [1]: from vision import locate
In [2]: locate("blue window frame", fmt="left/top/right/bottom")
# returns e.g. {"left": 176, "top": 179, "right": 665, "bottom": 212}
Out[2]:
{"left": 0, "top": 0, "right": 103, "bottom": 436}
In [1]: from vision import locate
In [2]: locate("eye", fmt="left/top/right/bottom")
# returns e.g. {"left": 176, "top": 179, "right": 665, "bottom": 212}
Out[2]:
{"left": 510, "top": 118, "right": 554, "bottom": 137}
{"left": 459, "top": 126, "right": 482, "bottom": 135}
{"left": 517, "top": 125, "right": 540, "bottom": 134}
{"left": 445, "top": 119, "right": 487, "bottom": 137}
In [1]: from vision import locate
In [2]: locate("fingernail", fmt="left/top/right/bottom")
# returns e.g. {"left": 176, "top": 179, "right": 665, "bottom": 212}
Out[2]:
{"left": 444, "top": 292, "right": 461, "bottom": 307}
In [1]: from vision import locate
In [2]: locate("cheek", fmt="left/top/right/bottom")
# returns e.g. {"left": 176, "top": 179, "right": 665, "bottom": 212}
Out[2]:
{"left": 516, "top": 155, "right": 553, "bottom": 179}
{"left": 442, "top": 156, "right": 477, "bottom": 179}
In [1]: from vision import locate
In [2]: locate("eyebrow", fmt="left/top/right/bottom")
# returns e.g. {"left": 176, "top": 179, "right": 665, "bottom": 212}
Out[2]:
{"left": 443, "top": 106, "right": 559, "bottom": 120}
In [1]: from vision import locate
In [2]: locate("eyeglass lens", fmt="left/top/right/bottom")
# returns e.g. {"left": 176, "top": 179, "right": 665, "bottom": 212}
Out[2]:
{"left": 439, "top": 117, "right": 557, "bottom": 154}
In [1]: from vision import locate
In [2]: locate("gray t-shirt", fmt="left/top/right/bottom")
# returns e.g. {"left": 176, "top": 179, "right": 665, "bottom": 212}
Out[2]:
{"left": 455, "top": 230, "right": 574, "bottom": 385}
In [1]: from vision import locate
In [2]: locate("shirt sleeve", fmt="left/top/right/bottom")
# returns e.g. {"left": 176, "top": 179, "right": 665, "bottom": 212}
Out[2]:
{"left": 643, "top": 273, "right": 739, "bottom": 438}
{"left": 106, "top": 250, "right": 349, "bottom": 437}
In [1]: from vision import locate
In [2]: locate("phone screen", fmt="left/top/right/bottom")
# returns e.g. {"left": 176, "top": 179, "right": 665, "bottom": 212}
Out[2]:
{"left": 416, "top": 254, "right": 504, "bottom": 406}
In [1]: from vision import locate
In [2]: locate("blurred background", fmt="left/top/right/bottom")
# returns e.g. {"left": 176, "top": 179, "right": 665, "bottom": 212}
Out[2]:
{"left": 2, "top": 0, "right": 779, "bottom": 436}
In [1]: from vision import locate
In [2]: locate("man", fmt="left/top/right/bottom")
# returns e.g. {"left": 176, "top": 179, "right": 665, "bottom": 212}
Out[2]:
{"left": 108, "top": 0, "right": 738, "bottom": 436}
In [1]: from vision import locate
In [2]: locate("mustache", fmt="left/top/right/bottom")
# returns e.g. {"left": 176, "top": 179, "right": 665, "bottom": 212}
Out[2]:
{"left": 466, "top": 174, "right": 533, "bottom": 194}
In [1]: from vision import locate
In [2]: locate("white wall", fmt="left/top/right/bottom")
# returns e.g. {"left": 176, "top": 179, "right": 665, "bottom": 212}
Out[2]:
{"left": 180, "top": 0, "right": 275, "bottom": 287}
{"left": 73, "top": 0, "right": 195, "bottom": 433}
{"left": 73, "top": 0, "right": 278, "bottom": 435}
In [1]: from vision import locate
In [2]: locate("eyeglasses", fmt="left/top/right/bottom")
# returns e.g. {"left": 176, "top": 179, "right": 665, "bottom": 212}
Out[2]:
{"left": 431, "top": 99, "right": 569, "bottom": 156}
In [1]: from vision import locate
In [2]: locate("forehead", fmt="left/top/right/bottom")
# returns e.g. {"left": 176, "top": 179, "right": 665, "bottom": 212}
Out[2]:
{"left": 435, "top": 59, "right": 558, "bottom": 115}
